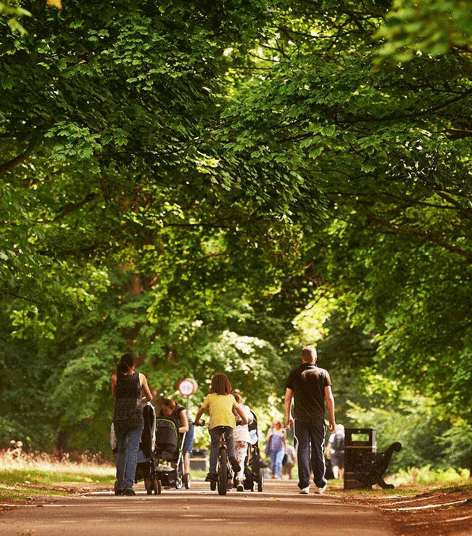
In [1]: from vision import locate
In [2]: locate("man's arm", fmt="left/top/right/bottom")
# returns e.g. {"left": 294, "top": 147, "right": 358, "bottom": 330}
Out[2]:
{"left": 325, "top": 385, "right": 336, "bottom": 433}
{"left": 284, "top": 388, "right": 294, "bottom": 430}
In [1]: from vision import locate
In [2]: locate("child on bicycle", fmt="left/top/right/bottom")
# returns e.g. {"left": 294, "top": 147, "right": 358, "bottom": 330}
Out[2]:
{"left": 194, "top": 373, "right": 248, "bottom": 482}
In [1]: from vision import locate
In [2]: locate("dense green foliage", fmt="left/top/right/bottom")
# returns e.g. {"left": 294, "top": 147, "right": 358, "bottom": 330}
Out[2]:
{"left": 1, "top": 0, "right": 471, "bottom": 470}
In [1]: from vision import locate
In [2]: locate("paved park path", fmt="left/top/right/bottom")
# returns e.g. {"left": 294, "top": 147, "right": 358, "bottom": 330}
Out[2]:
{"left": 0, "top": 480, "right": 396, "bottom": 536}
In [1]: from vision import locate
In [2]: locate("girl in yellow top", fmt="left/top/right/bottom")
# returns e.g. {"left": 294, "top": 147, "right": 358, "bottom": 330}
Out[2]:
{"left": 195, "top": 373, "right": 247, "bottom": 482}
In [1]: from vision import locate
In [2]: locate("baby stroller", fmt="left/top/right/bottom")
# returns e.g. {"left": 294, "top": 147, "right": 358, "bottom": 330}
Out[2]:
{"left": 147, "top": 417, "right": 187, "bottom": 494}
{"left": 134, "top": 403, "right": 159, "bottom": 494}
{"left": 243, "top": 410, "right": 265, "bottom": 492}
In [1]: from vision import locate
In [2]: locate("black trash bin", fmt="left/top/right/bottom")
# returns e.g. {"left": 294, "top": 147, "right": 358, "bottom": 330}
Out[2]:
{"left": 344, "top": 428, "right": 376, "bottom": 489}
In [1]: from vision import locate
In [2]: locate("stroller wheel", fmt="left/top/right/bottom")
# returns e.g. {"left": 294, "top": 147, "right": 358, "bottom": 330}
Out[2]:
{"left": 175, "top": 474, "right": 183, "bottom": 489}
{"left": 145, "top": 478, "right": 153, "bottom": 495}
{"left": 156, "top": 479, "right": 162, "bottom": 495}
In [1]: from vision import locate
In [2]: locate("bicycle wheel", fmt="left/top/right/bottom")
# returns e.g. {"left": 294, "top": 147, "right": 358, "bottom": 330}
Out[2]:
{"left": 217, "top": 448, "right": 228, "bottom": 495}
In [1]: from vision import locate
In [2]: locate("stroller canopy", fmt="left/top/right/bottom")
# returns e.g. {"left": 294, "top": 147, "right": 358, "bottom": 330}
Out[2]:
{"left": 155, "top": 418, "right": 180, "bottom": 461}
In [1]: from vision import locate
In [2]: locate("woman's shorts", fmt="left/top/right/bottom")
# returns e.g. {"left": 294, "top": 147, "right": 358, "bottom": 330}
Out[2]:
{"left": 330, "top": 454, "right": 344, "bottom": 469}
{"left": 183, "top": 426, "right": 195, "bottom": 454}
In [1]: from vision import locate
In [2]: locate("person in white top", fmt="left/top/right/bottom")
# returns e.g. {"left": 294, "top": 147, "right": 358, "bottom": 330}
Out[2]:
{"left": 232, "top": 391, "right": 254, "bottom": 491}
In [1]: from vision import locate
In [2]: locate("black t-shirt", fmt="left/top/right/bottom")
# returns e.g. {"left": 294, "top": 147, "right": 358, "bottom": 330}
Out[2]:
{"left": 285, "top": 363, "right": 332, "bottom": 420}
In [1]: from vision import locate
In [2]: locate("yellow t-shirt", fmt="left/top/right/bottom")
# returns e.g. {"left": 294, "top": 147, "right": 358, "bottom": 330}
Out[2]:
{"left": 202, "top": 393, "right": 238, "bottom": 429}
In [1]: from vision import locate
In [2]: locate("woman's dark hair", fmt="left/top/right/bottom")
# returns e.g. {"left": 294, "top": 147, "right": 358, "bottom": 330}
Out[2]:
{"left": 209, "top": 373, "right": 232, "bottom": 395}
{"left": 162, "top": 398, "right": 177, "bottom": 412}
{"left": 116, "top": 353, "right": 135, "bottom": 375}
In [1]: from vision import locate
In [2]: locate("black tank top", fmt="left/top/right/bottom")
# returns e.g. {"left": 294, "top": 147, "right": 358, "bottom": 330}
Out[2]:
{"left": 113, "top": 372, "right": 144, "bottom": 426}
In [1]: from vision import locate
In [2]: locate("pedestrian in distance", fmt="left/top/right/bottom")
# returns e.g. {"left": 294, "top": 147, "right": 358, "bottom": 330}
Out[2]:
{"left": 265, "top": 419, "right": 287, "bottom": 479}
{"left": 284, "top": 345, "right": 336, "bottom": 495}
{"left": 194, "top": 373, "right": 248, "bottom": 482}
{"left": 111, "top": 353, "right": 153, "bottom": 496}
{"left": 232, "top": 391, "right": 254, "bottom": 491}
{"left": 327, "top": 423, "right": 345, "bottom": 479}
{"left": 159, "top": 398, "right": 194, "bottom": 484}
{"left": 282, "top": 442, "right": 297, "bottom": 480}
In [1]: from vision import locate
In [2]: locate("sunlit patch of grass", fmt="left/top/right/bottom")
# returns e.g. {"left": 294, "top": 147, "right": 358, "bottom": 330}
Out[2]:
{"left": 0, "top": 469, "right": 114, "bottom": 486}
{"left": 0, "top": 486, "right": 64, "bottom": 501}
{"left": 0, "top": 441, "right": 115, "bottom": 502}
{"left": 393, "top": 466, "right": 470, "bottom": 486}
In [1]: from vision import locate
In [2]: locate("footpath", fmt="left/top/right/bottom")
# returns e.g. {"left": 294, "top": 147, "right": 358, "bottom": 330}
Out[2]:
{"left": 0, "top": 479, "right": 396, "bottom": 536}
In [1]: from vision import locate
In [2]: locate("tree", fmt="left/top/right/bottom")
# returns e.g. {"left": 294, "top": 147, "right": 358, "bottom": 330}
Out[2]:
{"left": 2, "top": 0, "right": 472, "bottom": 465}
{"left": 1, "top": 1, "right": 316, "bottom": 452}
{"left": 218, "top": 0, "right": 472, "bottom": 421}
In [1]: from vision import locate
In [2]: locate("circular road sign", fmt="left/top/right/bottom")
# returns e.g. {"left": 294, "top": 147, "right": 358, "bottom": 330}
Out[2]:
{"left": 178, "top": 378, "right": 198, "bottom": 397}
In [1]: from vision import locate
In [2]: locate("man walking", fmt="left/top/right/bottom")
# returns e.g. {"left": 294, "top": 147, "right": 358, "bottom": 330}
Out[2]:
{"left": 284, "top": 345, "right": 336, "bottom": 494}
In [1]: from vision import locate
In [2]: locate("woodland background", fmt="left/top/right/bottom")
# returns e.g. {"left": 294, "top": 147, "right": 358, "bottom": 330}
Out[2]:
{"left": 1, "top": 0, "right": 471, "bottom": 473}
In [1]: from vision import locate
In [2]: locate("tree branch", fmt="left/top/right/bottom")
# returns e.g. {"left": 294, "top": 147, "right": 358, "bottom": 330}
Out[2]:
{"left": 357, "top": 205, "right": 472, "bottom": 263}
{"left": 0, "top": 289, "right": 40, "bottom": 304}
{"left": 434, "top": 191, "right": 472, "bottom": 216}
{"left": 0, "top": 147, "right": 34, "bottom": 178}
{"left": 52, "top": 193, "right": 98, "bottom": 222}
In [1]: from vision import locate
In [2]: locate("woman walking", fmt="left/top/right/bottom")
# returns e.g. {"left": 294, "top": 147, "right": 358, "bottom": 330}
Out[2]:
{"left": 265, "top": 419, "right": 287, "bottom": 479}
{"left": 159, "top": 398, "right": 194, "bottom": 486}
{"left": 111, "top": 353, "right": 153, "bottom": 495}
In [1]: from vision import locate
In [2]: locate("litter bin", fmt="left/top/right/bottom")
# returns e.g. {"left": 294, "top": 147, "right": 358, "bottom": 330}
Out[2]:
{"left": 190, "top": 448, "right": 208, "bottom": 471}
{"left": 344, "top": 428, "right": 376, "bottom": 489}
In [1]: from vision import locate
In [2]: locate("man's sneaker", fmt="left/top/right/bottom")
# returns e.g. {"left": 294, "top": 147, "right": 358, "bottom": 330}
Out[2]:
{"left": 205, "top": 472, "right": 218, "bottom": 482}
{"left": 229, "top": 456, "right": 241, "bottom": 473}
{"left": 235, "top": 479, "right": 244, "bottom": 492}
{"left": 114, "top": 482, "right": 124, "bottom": 496}
{"left": 123, "top": 489, "right": 136, "bottom": 496}
{"left": 314, "top": 484, "right": 327, "bottom": 494}
{"left": 299, "top": 486, "right": 310, "bottom": 494}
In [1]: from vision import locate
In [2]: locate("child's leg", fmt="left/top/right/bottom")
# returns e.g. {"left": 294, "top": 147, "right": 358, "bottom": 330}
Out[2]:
{"left": 223, "top": 427, "right": 241, "bottom": 472}
{"left": 234, "top": 440, "right": 248, "bottom": 482}
{"left": 223, "top": 427, "right": 236, "bottom": 459}
{"left": 208, "top": 427, "right": 221, "bottom": 474}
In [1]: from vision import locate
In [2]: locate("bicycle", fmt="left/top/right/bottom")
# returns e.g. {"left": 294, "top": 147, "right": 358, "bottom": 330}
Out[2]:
{"left": 213, "top": 429, "right": 236, "bottom": 495}
{"left": 195, "top": 421, "right": 236, "bottom": 495}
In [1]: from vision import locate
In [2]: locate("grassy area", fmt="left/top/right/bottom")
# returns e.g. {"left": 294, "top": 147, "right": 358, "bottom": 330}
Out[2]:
{"left": 0, "top": 444, "right": 115, "bottom": 501}
{"left": 1, "top": 468, "right": 114, "bottom": 486}
{"left": 394, "top": 465, "right": 470, "bottom": 486}
{"left": 0, "top": 486, "right": 66, "bottom": 501}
